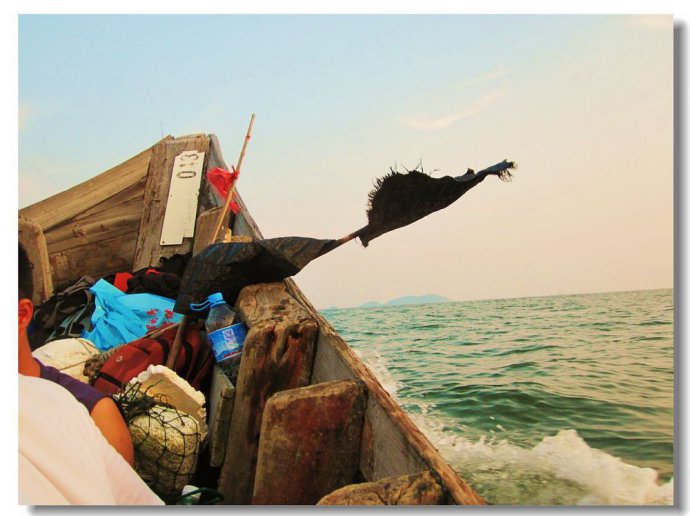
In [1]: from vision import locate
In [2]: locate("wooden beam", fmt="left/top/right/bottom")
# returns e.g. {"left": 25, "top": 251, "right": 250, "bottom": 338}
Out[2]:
{"left": 235, "top": 282, "right": 316, "bottom": 330}
{"left": 72, "top": 181, "right": 145, "bottom": 222}
{"left": 49, "top": 232, "right": 136, "bottom": 290}
{"left": 192, "top": 207, "right": 232, "bottom": 257}
{"left": 44, "top": 201, "right": 142, "bottom": 254}
{"left": 217, "top": 282, "right": 318, "bottom": 504}
{"left": 19, "top": 141, "right": 162, "bottom": 232}
{"left": 231, "top": 192, "right": 264, "bottom": 240}
{"left": 252, "top": 380, "right": 366, "bottom": 505}
{"left": 132, "top": 135, "right": 210, "bottom": 271}
{"left": 18, "top": 217, "right": 54, "bottom": 304}
{"left": 207, "top": 366, "right": 236, "bottom": 467}
{"left": 202, "top": 134, "right": 230, "bottom": 212}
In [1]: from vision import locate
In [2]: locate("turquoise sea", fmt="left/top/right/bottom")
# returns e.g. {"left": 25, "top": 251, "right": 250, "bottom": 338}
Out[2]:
{"left": 321, "top": 288, "right": 674, "bottom": 505}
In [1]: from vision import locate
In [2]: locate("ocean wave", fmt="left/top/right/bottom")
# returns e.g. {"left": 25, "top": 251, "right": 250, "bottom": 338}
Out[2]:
{"left": 409, "top": 411, "right": 673, "bottom": 506}
{"left": 359, "top": 338, "right": 672, "bottom": 505}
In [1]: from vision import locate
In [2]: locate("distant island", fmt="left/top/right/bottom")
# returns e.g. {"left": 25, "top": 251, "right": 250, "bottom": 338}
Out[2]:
{"left": 321, "top": 294, "right": 452, "bottom": 311}
{"left": 359, "top": 294, "right": 451, "bottom": 308}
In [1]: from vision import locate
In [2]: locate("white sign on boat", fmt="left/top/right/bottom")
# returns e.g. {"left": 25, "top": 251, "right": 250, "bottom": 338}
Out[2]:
{"left": 160, "top": 150, "right": 205, "bottom": 246}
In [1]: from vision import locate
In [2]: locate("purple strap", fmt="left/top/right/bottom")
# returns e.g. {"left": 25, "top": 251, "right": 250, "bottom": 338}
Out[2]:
{"left": 37, "top": 360, "right": 108, "bottom": 414}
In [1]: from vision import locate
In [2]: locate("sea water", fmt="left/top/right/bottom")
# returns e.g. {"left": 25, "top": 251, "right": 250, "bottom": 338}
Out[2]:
{"left": 321, "top": 289, "right": 674, "bottom": 505}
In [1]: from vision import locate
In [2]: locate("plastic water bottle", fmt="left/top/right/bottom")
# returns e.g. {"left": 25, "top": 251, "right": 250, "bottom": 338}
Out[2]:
{"left": 190, "top": 292, "right": 247, "bottom": 383}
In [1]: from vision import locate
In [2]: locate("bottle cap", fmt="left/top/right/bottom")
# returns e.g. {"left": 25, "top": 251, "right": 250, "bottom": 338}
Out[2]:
{"left": 208, "top": 292, "right": 225, "bottom": 304}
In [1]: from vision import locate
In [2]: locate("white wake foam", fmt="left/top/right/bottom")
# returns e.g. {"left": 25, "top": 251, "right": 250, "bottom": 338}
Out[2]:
{"left": 352, "top": 347, "right": 400, "bottom": 399}
{"left": 409, "top": 412, "right": 673, "bottom": 505}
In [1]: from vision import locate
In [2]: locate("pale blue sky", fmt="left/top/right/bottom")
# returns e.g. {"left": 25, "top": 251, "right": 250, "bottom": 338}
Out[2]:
{"left": 18, "top": 14, "right": 674, "bottom": 308}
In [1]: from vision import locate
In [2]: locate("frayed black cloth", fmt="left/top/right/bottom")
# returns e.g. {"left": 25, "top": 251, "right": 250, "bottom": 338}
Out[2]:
{"left": 358, "top": 169, "right": 491, "bottom": 246}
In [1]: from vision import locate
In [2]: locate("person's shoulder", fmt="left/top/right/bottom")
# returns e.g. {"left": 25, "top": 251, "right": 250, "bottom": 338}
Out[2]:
{"left": 20, "top": 374, "right": 91, "bottom": 418}
{"left": 20, "top": 373, "right": 74, "bottom": 397}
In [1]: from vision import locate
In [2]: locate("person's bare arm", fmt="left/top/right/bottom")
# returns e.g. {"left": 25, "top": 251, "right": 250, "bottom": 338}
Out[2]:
{"left": 90, "top": 397, "right": 135, "bottom": 466}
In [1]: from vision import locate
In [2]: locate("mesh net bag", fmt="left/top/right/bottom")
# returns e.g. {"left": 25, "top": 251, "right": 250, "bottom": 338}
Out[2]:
{"left": 114, "top": 383, "right": 202, "bottom": 502}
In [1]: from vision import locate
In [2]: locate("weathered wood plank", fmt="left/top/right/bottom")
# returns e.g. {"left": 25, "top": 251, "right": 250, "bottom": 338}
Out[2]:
{"left": 359, "top": 394, "right": 427, "bottom": 480}
{"left": 231, "top": 211, "right": 258, "bottom": 241}
{"left": 192, "top": 207, "right": 231, "bottom": 256}
{"left": 235, "top": 282, "right": 315, "bottom": 329}
{"left": 49, "top": 233, "right": 136, "bottom": 290}
{"left": 232, "top": 191, "right": 263, "bottom": 238}
{"left": 230, "top": 235, "right": 253, "bottom": 243}
{"left": 132, "top": 135, "right": 210, "bottom": 271}
{"left": 217, "top": 283, "right": 318, "bottom": 505}
{"left": 252, "top": 380, "right": 366, "bottom": 505}
{"left": 317, "top": 471, "right": 445, "bottom": 505}
{"left": 202, "top": 134, "right": 230, "bottom": 213}
{"left": 18, "top": 217, "right": 54, "bottom": 304}
{"left": 19, "top": 141, "right": 161, "bottom": 232}
{"left": 44, "top": 202, "right": 141, "bottom": 254}
{"left": 208, "top": 366, "right": 236, "bottom": 468}
{"left": 71, "top": 181, "right": 145, "bottom": 222}
{"left": 310, "top": 328, "right": 358, "bottom": 384}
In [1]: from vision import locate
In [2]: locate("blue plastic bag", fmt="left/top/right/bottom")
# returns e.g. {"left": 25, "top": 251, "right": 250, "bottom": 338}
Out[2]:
{"left": 82, "top": 279, "right": 182, "bottom": 351}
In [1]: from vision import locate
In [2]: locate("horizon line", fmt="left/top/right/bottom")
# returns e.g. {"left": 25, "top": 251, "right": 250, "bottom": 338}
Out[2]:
{"left": 318, "top": 286, "right": 673, "bottom": 311}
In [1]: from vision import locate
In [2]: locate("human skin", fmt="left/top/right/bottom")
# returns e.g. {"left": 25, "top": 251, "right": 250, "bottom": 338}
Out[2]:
{"left": 18, "top": 297, "right": 134, "bottom": 465}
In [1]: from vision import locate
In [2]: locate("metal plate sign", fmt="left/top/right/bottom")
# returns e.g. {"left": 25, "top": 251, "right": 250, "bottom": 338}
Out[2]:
{"left": 160, "top": 150, "right": 205, "bottom": 246}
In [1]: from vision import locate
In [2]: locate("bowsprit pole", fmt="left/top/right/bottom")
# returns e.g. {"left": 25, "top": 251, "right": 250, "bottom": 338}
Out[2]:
{"left": 165, "top": 114, "right": 256, "bottom": 370}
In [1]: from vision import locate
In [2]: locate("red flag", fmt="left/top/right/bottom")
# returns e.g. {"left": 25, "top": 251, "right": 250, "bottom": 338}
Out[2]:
{"left": 207, "top": 166, "right": 241, "bottom": 214}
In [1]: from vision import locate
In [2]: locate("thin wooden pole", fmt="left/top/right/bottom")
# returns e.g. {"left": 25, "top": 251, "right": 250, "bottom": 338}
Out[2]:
{"left": 164, "top": 316, "right": 188, "bottom": 369}
{"left": 210, "top": 113, "right": 256, "bottom": 244}
{"left": 166, "top": 115, "right": 256, "bottom": 370}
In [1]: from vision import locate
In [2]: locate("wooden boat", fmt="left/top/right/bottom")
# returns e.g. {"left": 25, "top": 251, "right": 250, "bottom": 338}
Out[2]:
{"left": 18, "top": 133, "right": 485, "bottom": 505}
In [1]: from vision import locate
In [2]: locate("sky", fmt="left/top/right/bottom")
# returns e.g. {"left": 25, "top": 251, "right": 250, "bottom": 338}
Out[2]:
{"left": 16, "top": 12, "right": 676, "bottom": 309}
